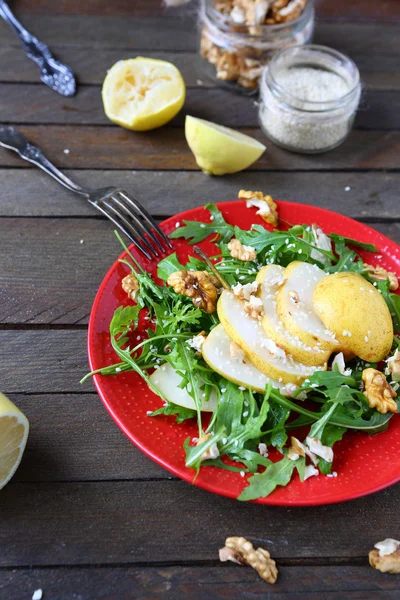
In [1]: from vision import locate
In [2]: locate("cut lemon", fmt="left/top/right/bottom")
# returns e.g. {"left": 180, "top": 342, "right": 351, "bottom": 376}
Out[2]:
{"left": 102, "top": 57, "right": 186, "bottom": 131}
{"left": 0, "top": 392, "right": 29, "bottom": 490}
{"left": 185, "top": 115, "right": 266, "bottom": 175}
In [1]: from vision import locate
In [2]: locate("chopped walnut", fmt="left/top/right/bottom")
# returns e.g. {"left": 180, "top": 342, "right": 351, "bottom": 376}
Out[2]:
{"left": 230, "top": 341, "right": 246, "bottom": 362}
{"left": 387, "top": 349, "right": 400, "bottom": 380}
{"left": 369, "top": 539, "right": 400, "bottom": 574}
{"left": 122, "top": 273, "right": 140, "bottom": 302}
{"left": 228, "top": 238, "right": 257, "bottom": 262}
{"left": 188, "top": 332, "right": 207, "bottom": 353}
{"left": 167, "top": 270, "right": 220, "bottom": 314}
{"left": 273, "top": 0, "right": 307, "bottom": 22}
{"left": 196, "top": 432, "right": 219, "bottom": 462}
{"left": 219, "top": 537, "right": 278, "bottom": 584}
{"left": 364, "top": 264, "right": 399, "bottom": 291}
{"left": 232, "top": 281, "right": 259, "bottom": 301}
{"left": 362, "top": 368, "right": 398, "bottom": 414}
{"left": 239, "top": 190, "right": 279, "bottom": 226}
{"left": 244, "top": 294, "right": 263, "bottom": 318}
{"left": 288, "top": 290, "right": 300, "bottom": 304}
{"left": 287, "top": 436, "right": 318, "bottom": 465}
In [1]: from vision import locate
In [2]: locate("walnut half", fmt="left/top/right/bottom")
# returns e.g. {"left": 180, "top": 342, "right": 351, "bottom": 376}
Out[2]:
{"left": 369, "top": 539, "right": 400, "bottom": 574}
{"left": 122, "top": 273, "right": 140, "bottom": 301}
{"left": 239, "top": 190, "right": 279, "bottom": 226}
{"left": 167, "top": 270, "right": 220, "bottom": 313}
{"left": 362, "top": 368, "right": 397, "bottom": 414}
{"left": 364, "top": 264, "right": 399, "bottom": 291}
{"left": 219, "top": 536, "right": 278, "bottom": 584}
{"left": 227, "top": 238, "right": 257, "bottom": 262}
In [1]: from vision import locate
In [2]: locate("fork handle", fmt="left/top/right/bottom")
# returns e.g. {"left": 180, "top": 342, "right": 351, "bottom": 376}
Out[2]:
{"left": 0, "top": 1, "right": 52, "bottom": 68}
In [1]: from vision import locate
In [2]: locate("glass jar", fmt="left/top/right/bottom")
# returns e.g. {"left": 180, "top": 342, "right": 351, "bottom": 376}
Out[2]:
{"left": 199, "top": 0, "right": 314, "bottom": 94}
{"left": 258, "top": 45, "right": 362, "bottom": 153}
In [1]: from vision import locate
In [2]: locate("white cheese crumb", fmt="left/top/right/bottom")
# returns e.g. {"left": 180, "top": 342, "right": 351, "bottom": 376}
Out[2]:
{"left": 258, "top": 442, "right": 269, "bottom": 458}
{"left": 303, "top": 465, "right": 319, "bottom": 481}
{"left": 306, "top": 437, "right": 333, "bottom": 463}
{"left": 115, "top": 367, "right": 121, "bottom": 373}
{"left": 374, "top": 538, "right": 400, "bottom": 557}
{"left": 32, "top": 591, "right": 43, "bottom": 600}
{"left": 331, "top": 352, "right": 352, "bottom": 376}
{"left": 146, "top": 410, "right": 152, "bottom": 415}
{"left": 240, "top": 470, "right": 246, "bottom": 477}
{"left": 232, "top": 281, "right": 259, "bottom": 300}
{"left": 187, "top": 333, "right": 206, "bottom": 352}
{"left": 175, "top": 221, "right": 180, "bottom": 228}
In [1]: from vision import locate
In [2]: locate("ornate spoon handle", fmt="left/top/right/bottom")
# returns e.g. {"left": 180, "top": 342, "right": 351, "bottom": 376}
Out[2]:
{"left": 0, "top": 0, "right": 77, "bottom": 96}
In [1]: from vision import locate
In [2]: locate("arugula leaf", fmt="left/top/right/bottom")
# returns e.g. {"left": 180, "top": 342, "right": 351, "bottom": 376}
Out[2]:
{"left": 149, "top": 402, "right": 196, "bottom": 424}
{"left": 375, "top": 280, "right": 400, "bottom": 332}
{"left": 157, "top": 253, "right": 185, "bottom": 281}
{"left": 300, "top": 370, "right": 357, "bottom": 390}
{"left": 184, "top": 427, "right": 225, "bottom": 470}
{"left": 329, "top": 234, "right": 378, "bottom": 253}
{"left": 170, "top": 204, "right": 234, "bottom": 244}
{"left": 318, "top": 424, "right": 346, "bottom": 475}
{"left": 238, "top": 455, "right": 296, "bottom": 501}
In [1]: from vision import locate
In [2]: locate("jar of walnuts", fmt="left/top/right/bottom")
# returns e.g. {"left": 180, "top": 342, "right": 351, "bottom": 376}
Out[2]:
{"left": 199, "top": 0, "right": 314, "bottom": 93}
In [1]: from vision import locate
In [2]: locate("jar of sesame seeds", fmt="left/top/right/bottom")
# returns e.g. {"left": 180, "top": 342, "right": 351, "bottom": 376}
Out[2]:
{"left": 198, "top": 0, "right": 314, "bottom": 94}
{"left": 258, "top": 45, "right": 362, "bottom": 153}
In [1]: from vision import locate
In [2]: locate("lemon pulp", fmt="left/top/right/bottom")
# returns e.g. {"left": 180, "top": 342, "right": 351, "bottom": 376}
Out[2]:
{"left": 0, "top": 393, "right": 29, "bottom": 490}
{"left": 102, "top": 57, "right": 186, "bottom": 131}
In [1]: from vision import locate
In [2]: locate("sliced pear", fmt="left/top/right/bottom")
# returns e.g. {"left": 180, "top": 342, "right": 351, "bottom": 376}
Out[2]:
{"left": 313, "top": 272, "right": 393, "bottom": 362}
{"left": 149, "top": 363, "right": 217, "bottom": 412}
{"left": 217, "top": 290, "right": 324, "bottom": 385}
{"left": 276, "top": 261, "right": 339, "bottom": 352}
{"left": 202, "top": 323, "right": 294, "bottom": 395}
{"left": 256, "top": 265, "right": 330, "bottom": 367}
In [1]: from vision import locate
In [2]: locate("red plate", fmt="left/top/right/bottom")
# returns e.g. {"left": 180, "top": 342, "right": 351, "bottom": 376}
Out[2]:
{"left": 88, "top": 201, "right": 400, "bottom": 506}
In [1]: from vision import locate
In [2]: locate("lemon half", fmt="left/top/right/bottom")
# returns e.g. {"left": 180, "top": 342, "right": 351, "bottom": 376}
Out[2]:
{"left": 185, "top": 115, "right": 266, "bottom": 175}
{"left": 102, "top": 57, "right": 186, "bottom": 131}
{"left": 0, "top": 392, "right": 29, "bottom": 491}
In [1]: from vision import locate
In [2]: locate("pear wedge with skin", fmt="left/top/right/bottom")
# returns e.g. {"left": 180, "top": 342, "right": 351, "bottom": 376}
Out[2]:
{"left": 276, "top": 261, "right": 339, "bottom": 352}
{"left": 202, "top": 323, "right": 295, "bottom": 395}
{"left": 217, "top": 290, "right": 325, "bottom": 385}
{"left": 149, "top": 363, "right": 217, "bottom": 412}
{"left": 257, "top": 265, "right": 330, "bottom": 367}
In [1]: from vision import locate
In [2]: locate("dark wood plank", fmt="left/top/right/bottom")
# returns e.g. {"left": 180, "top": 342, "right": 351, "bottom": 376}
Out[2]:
{"left": 2, "top": 170, "right": 400, "bottom": 219}
{"left": 11, "top": 0, "right": 400, "bottom": 22}
{"left": 1, "top": 479, "right": 400, "bottom": 566}
{"left": 11, "top": 393, "right": 168, "bottom": 482}
{"left": 0, "top": 219, "right": 398, "bottom": 326}
{"left": 1, "top": 84, "right": 399, "bottom": 130}
{"left": 1, "top": 126, "right": 400, "bottom": 171}
{"left": 1, "top": 18, "right": 399, "bottom": 54}
{"left": 2, "top": 564, "right": 399, "bottom": 600}
{"left": 1, "top": 48, "right": 399, "bottom": 90}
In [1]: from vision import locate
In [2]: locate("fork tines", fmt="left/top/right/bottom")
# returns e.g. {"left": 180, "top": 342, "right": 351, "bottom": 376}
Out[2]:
{"left": 96, "top": 189, "right": 172, "bottom": 261}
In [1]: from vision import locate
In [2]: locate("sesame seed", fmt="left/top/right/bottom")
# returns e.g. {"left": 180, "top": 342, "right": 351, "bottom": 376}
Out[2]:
{"left": 243, "top": 411, "right": 249, "bottom": 417}
{"left": 240, "top": 471, "right": 245, "bottom": 477}
{"left": 344, "top": 186, "right": 351, "bottom": 192}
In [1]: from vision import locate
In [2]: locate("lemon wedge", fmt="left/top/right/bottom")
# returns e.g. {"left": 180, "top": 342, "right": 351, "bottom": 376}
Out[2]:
{"left": 185, "top": 115, "right": 266, "bottom": 175}
{"left": 0, "top": 392, "right": 29, "bottom": 491}
{"left": 102, "top": 57, "right": 186, "bottom": 131}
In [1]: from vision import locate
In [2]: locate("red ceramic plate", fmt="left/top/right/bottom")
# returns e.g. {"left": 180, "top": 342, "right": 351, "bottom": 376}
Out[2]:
{"left": 88, "top": 201, "right": 400, "bottom": 506}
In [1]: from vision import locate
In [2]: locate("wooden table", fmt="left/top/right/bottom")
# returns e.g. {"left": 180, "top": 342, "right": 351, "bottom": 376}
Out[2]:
{"left": 1, "top": 1, "right": 399, "bottom": 598}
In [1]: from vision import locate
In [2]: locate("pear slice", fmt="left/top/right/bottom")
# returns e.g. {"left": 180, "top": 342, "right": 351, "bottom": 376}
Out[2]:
{"left": 149, "top": 363, "right": 217, "bottom": 412}
{"left": 256, "top": 265, "right": 330, "bottom": 366}
{"left": 276, "top": 261, "right": 339, "bottom": 352}
{"left": 217, "top": 290, "right": 324, "bottom": 385}
{"left": 202, "top": 323, "right": 294, "bottom": 395}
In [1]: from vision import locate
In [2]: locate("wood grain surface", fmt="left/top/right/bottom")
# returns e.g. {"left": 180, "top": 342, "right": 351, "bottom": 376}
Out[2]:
{"left": 1, "top": 0, "right": 400, "bottom": 597}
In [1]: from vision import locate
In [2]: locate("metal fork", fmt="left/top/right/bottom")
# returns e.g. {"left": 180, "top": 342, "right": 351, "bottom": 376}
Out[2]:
{"left": 0, "top": 126, "right": 172, "bottom": 260}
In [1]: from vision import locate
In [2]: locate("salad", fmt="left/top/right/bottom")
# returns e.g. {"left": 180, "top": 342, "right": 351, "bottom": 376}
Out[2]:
{"left": 84, "top": 191, "right": 400, "bottom": 501}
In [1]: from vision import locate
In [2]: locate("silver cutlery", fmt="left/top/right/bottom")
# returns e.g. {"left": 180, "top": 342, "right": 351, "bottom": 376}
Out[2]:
{"left": 0, "top": 126, "right": 172, "bottom": 260}
{"left": 0, "top": 0, "right": 76, "bottom": 97}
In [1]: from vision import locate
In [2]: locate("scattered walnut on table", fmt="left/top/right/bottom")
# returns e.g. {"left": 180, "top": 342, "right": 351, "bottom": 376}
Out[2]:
{"left": 363, "top": 264, "right": 399, "bottom": 291}
{"left": 219, "top": 536, "right": 278, "bottom": 584}
{"left": 369, "top": 539, "right": 400, "bottom": 574}
{"left": 362, "top": 368, "right": 398, "bottom": 414}
{"left": 122, "top": 273, "right": 140, "bottom": 301}
{"left": 228, "top": 238, "right": 257, "bottom": 261}
{"left": 167, "top": 270, "right": 221, "bottom": 313}
{"left": 238, "top": 190, "right": 279, "bottom": 226}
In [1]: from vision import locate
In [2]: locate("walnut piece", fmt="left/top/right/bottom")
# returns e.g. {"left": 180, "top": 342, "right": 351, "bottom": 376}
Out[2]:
{"left": 387, "top": 349, "right": 400, "bottom": 380}
{"left": 167, "top": 270, "right": 220, "bottom": 314}
{"left": 273, "top": 0, "right": 307, "bottom": 22}
{"left": 239, "top": 190, "right": 279, "bottom": 226}
{"left": 362, "top": 368, "right": 397, "bottom": 414}
{"left": 364, "top": 264, "right": 399, "bottom": 291}
{"left": 288, "top": 290, "right": 300, "bottom": 304}
{"left": 122, "top": 273, "right": 140, "bottom": 302}
{"left": 232, "top": 281, "right": 259, "bottom": 301}
{"left": 244, "top": 294, "right": 264, "bottom": 319}
{"left": 369, "top": 539, "right": 400, "bottom": 574}
{"left": 230, "top": 341, "right": 246, "bottom": 362}
{"left": 228, "top": 238, "right": 257, "bottom": 262}
{"left": 219, "top": 536, "right": 278, "bottom": 584}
